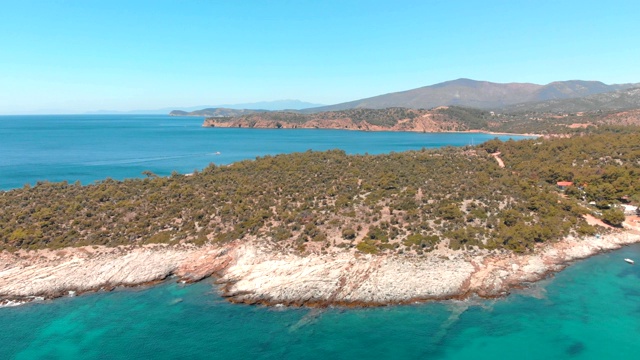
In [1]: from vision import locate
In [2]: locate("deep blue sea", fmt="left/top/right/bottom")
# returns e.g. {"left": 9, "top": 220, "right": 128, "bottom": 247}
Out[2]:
{"left": 1, "top": 115, "right": 639, "bottom": 359}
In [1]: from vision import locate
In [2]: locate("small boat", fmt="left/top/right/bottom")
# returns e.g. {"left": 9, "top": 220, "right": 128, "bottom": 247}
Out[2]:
{"left": 624, "top": 258, "right": 634, "bottom": 264}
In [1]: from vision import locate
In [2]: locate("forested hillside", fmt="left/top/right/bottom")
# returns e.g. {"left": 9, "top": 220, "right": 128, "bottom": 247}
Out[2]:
{"left": 2, "top": 131, "right": 638, "bottom": 255}
{"left": 202, "top": 106, "right": 640, "bottom": 135}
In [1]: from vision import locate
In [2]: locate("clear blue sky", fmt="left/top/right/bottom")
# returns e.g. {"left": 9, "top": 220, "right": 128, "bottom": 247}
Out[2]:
{"left": 1, "top": 0, "right": 639, "bottom": 114}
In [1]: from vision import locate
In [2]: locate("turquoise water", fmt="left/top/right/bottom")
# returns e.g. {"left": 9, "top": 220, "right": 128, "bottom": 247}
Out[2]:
{"left": 0, "top": 114, "right": 524, "bottom": 190}
{"left": 2, "top": 244, "right": 640, "bottom": 359}
{"left": 1, "top": 115, "right": 638, "bottom": 359}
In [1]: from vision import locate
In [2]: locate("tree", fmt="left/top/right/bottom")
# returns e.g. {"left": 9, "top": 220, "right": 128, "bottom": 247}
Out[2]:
{"left": 602, "top": 208, "right": 625, "bottom": 227}
{"left": 142, "top": 170, "right": 158, "bottom": 178}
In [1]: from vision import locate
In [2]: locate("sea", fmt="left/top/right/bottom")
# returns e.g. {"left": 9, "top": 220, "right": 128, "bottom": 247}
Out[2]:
{"left": 1, "top": 114, "right": 639, "bottom": 359}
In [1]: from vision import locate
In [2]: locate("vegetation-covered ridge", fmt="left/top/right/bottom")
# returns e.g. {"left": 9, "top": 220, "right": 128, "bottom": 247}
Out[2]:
{"left": 203, "top": 108, "right": 461, "bottom": 130}
{"left": 1, "top": 132, "right": 639, "bottom": 254}
{"left": 203, "top": 106, "right": 640, "bottom": 135}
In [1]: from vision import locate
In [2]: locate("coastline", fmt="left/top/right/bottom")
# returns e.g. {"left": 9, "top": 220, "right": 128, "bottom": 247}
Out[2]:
{"left": 201, "top": 117, "right": 543, "bottom": 138}
{"left": 2, "top": 224, "right": 639, "bottom": 308}
{"left": 202, "top": 122, "right": 542, "bottom": 138}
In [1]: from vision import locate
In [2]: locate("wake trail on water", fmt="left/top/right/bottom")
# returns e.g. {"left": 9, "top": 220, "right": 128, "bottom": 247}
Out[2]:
{"left": 83, "top": 152, "right": 221, "bottom": 166}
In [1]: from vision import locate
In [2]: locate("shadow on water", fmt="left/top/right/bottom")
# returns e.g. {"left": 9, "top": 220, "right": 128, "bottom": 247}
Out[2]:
{"left": 617, "top": 265, "right": 640, "bottom": 279}
{"left": 432, "top": 303, "right": 470, "bottom": 346}
{"left": 288, "top": 309, "right": 324, "bottom": 333}
{"left": 566, "top": 340, "right": 586, "bottom": 356}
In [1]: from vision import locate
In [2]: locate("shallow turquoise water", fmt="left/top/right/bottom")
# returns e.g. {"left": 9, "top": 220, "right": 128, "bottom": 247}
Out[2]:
{"left": 1, "top": 115, "right": 637, "bottom": 359}
{"left": 2, "top": 244, "right": 640, "bottom": 359}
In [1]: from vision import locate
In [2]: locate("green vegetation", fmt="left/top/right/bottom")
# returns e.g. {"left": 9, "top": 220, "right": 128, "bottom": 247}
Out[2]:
{"left": 436, "top": 106, "right": 640, "bottom": 135}
{"left": 1, "top": 131, "right": 638, "bottom": 255}
{"left": 436, "top": 107, "right": 491, "bottom": 130}
{"left": 481, "top": 131, "right": 640, "bottom": 206}
{"left": 206, "top": 105, "right": 640, "bottom": 136}
{"left": 209, "top": 107, "right": 424, "bottom": 127}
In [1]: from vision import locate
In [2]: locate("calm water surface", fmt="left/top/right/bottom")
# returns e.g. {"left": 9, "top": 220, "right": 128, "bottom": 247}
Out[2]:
{"left": 0, "top": 114, "right": 525, "bottom": 190}
{"left": 1, "top": 115, "right": 638, "bottom": 359}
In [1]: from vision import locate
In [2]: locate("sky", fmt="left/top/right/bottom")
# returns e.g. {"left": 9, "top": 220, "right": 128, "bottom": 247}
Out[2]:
{"left": 1, "top": 0, "right": 639, "bottom": 114}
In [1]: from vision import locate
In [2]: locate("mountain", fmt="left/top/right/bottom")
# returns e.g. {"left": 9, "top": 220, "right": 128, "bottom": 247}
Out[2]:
{"left": 170, "top": 108, "right": 267, "bottom": 117}
{"left": 88, "top": 106, "right": 211, "bottom": 115}
{"left": 501, "top": 87, "right": 640, "bottom": 113}
{"left": 304, "top": 79, "right": 640, "bottom": 112}
{"left": 209, "top": 100, "right": 324, "bottom": 111}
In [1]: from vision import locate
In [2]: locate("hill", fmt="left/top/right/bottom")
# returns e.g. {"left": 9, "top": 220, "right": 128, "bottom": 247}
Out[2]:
{"left": 202, "top": 107, "right": 486, "bottom": 132}
{"left": 2, "top": 131, "right": 638, "bottom": 255}
{"left": 202, "top": 105, "right": 640, "bottom": 135}
{"left": 500, "top": 87, "right": 640, "bottom": 113}
{"left": 303, "top": 79, "right": 640, "bottom": 112}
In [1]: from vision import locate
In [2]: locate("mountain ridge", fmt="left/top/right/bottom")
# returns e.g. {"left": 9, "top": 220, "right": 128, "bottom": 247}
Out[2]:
{"left": 500, "top": 87, "right": 640, "bottom": 113}
{"left": 301, "top": 79, "right": 640, "bottom": 112}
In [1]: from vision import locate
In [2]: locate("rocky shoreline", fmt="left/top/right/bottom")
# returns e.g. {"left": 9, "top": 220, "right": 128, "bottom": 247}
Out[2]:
{"left": 1, "top": 228, "right": 639, "bottom": 308}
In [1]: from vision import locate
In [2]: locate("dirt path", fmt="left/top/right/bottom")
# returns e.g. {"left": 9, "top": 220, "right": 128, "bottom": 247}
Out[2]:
{"left": 583, "top": 214, "right": 614, "bottom": 229}
{"left": 491, "top": 152, "right": 505, "bottom": 168}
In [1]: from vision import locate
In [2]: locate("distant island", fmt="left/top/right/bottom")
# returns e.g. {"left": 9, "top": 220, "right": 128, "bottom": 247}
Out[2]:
{"left": 2, "top": 129, "right": 639, "bottom": 306}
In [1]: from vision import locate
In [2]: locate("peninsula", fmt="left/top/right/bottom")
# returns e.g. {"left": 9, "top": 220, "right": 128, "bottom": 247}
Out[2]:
{"left": 200, "top": 105, "right": 640, "bottom": 135}
{"left": 2, "top": 130, "right": 639, "bottom": 307}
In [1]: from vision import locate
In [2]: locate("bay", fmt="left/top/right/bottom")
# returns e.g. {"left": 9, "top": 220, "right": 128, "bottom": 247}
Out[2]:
{"left": 0, "top": 114, "right": 525, "bottom": 190}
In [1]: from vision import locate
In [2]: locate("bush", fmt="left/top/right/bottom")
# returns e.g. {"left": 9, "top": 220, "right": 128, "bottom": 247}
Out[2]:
{"left": 602, "top": 208, "right": 625, "bottom": 227}
{"left": 341, "top": 227, "right": 356, "bottom": 239}
{"left": 356, "top": 241, "right": 379, "bottom": 254}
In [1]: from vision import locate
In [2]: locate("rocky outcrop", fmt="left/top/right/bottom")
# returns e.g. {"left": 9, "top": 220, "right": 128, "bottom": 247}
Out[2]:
{"left": 217, "top": 246, "right": 474, "bottom": 306}
{"left": 0, "top": 245, "right": 230, "bottom": 304}
{"left": 2, "top": 230, "right": 639, "bottom": 307}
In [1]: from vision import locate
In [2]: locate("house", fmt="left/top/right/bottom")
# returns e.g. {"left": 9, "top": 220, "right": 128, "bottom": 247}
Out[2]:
{"left": 556, "top": 181, "right": 573, "bottom": 190}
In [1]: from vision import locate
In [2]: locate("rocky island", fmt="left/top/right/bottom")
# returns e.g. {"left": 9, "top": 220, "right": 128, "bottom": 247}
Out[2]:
{"left": 2, "top": 130, "right": 639, "bottom": 307}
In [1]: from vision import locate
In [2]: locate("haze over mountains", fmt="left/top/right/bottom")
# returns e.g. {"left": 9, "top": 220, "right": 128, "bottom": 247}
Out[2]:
{"left": 201, "top": 100, "right": 325, "bottom": 111}
{"left": 90, "top": 100, "right": 324, "bottom": 115}
{"left": 304, "top": 79, "right": 640, "bottom": 112}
